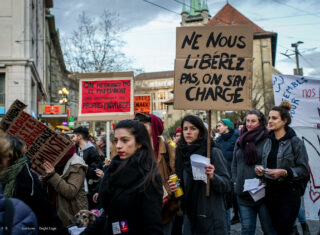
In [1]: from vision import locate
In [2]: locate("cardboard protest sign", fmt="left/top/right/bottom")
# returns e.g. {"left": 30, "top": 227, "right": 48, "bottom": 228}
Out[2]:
{"left": 134, "top": 95, "right": 151, "bottom": 115}
{"left": 174, "top": 25, "right": 253, "bottom": 110}
{"left": 0, "top": 100, "right": 73, "bottom": 175}
{"left": 78, "top": 72, "right": 134, "bottom": 121}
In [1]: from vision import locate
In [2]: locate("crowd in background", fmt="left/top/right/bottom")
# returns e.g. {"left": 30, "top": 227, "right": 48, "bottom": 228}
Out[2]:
{"left": 0, "top": 101, "right": 318, "bottom": 235}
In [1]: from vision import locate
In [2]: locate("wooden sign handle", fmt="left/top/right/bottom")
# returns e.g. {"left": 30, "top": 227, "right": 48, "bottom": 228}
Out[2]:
{"left": 206, "top": 110, "right": 212, "bottom": 197}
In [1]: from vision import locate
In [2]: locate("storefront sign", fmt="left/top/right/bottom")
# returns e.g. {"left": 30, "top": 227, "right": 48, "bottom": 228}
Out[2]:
{"left": 45, "top": 105, "right": 60, "bottom": 114}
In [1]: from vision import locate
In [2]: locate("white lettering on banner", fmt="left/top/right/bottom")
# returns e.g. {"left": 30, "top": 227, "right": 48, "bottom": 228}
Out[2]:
{"left": 272, "top": 74, "right": 320, "bottom": 128}
{"left": 293, "top": 127, "right": 320, "bottom": 220}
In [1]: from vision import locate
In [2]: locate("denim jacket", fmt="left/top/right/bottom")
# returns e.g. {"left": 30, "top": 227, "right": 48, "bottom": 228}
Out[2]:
{"left": 261, "top": 134, "right": 309, "bottom": 183}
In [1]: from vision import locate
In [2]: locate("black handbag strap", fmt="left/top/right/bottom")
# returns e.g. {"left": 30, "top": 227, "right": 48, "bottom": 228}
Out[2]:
{"left": 4, "top": 198, "right": 14, "bottom": 235}
{"left": 163, "top": 141, "right": 172, "bottom": 173}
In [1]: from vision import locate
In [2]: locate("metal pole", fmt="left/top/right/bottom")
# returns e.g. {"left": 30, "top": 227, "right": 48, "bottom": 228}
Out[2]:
{"left": 294, "top": 45, "right": 300, "bottom": 74}
{"left": 106, "top": 121, "right": 110, "bottom": 159}
{"left": 291, "top": 41, "right": 303, "bottom": 76}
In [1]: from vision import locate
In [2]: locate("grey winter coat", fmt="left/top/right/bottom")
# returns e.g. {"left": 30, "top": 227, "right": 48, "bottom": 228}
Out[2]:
{"left": 232, "top": 131, "right": 268, "bottom": 206}
{"left": 261, "top": 134, "right": 309, "bottom": 189}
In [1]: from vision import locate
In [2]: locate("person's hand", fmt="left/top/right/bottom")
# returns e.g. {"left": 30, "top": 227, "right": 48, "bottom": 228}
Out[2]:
{"left": 264, "top": 169, "right": 287, "bottom": 179}
{"left": 105, "top": 158, "right": 111, "bottom": 166}
{"left": 255, "top": 165, "right": 265, "bottom": 177}
{"left": 205, "top": 164, "right": 215, "bottom": 180}
{"left": 168, "top": 179, "right": 177, "bottom": 193}
{"left": 95, "top": 169, "right": 104, "bottom": 178}
{"left": 93, "top": 193, "right": 99, "bottom": 203}
{"left": 43, "top": 161, "right": 55, "bottom": 175}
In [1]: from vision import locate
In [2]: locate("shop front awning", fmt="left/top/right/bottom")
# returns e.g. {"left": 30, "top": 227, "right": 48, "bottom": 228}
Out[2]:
{"left": 39, "top": 114, "right": 68, "bottom": 122}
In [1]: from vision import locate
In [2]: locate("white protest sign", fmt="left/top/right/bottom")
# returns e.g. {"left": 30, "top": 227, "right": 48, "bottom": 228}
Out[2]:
{"left": 272, "top": 74, "right": 320, "bottom": 128}
{"left": 293, "top": 127, "right": 320, "bottom": 220}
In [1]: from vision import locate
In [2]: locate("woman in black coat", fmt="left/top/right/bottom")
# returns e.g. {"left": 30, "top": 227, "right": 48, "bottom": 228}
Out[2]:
{"left": 169, "top": 115, "right": 231, "bottom": 235}
{"left": 256, "top": 102, "right": 309, "bottom": 234}
{"left": 82, "top": 119, "right": 163, "bottom": 235}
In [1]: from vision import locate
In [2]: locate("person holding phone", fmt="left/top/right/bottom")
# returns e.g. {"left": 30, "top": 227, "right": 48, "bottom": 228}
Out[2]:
{"left": 255, "top": 101, "right": 309, "bottom": 234}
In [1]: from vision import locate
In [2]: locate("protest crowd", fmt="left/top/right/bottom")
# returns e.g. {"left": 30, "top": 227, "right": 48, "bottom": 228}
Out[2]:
{"left": 0, "top": 99, "right": 318, "bottom": 235}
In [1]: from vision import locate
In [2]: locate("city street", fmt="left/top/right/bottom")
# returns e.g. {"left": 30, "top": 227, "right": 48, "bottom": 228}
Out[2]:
{"left": 230, "top": 219, "right": 319, "bottom": 234}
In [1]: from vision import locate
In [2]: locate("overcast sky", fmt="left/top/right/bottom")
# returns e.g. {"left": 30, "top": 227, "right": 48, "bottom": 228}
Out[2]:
{"left": 52, "top": 0, "right": 320, "bottom": 77}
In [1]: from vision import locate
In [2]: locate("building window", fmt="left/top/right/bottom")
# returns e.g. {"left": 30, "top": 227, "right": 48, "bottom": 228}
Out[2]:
{"left": 0, "top": 74, "right": 5, "bottom": 106}
{"left": 159, "top": 92, "right": 166, "bottom": 100}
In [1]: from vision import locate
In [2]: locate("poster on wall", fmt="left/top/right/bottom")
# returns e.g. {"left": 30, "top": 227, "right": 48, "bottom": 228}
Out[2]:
{"left": 78, "top": 72, "right": 134, "bottom": 121}
{"left": 134, "top": 95, "right": 151, "bottom": 115}
{"left": 0, "top": 100, "right": 73, "bottom": 175}
{"left": 293, "top": 127, "right": 320, "bottom": 220}
{"left": 174, "top": 25, "right": 253, "bottom": 110}
{"left": 272, "top": 74, "right": 320, "bottom": 128}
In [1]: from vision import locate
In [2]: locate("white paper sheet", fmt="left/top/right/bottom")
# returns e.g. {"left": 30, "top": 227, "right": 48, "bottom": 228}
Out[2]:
{"left": 243, "top": 178, "right": 265, "bottom": 201}
{"left": 190, "top": 154, "right": 210, "bottom": 184}
{"left": 243, "top": 178, "right": 260, "bottom": 192}
{"left": 68, "top": 226, "right": 86, "bottom": 235}
{"left": 249, "top": 187, "right": 266, "bottom": 202}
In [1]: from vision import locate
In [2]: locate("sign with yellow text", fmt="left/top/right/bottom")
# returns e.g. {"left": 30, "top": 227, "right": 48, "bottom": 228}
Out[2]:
{"left": 174, "top": 25, "right": 253, "bottom": 110}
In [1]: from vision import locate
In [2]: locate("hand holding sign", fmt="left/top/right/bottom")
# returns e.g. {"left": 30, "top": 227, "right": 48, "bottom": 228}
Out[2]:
{"left": 0, "top": 100, "right": 73, "bottom": 175}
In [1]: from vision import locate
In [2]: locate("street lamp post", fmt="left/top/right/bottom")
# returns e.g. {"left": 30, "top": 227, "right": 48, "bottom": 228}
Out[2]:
{"left": 291, "top": 41, "right": 304, "bottom": 76}
{"left": 58, "top": 87, "right": 69, "bottom": 124}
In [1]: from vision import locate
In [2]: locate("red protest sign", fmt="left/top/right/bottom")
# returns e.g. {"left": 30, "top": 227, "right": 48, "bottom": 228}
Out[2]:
{"left": 0, "top": 100, "right": 73, "bottom": 175}
{"left": 134, "top": 95, "right": 151, "bottom": 114}
{"left": 78, "top": 72, "right": 134, "bottom": 121}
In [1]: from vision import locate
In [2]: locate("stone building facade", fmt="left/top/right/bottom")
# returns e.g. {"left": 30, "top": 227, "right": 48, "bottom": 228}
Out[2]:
{"left": 39, "top": 12, "right": 79, "bottom": 125}
{"left": 0, "top": 0, "right": 52, "bottom": 117}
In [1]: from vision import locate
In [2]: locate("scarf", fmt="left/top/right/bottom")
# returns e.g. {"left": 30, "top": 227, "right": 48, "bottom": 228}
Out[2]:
{"left": 100, "top": 153, "right": 144, "bottom": 209}
{"left": 176, "top": 139, "right": 216, "bottom": 223}
{"left": 237, "top": 125, "right": 268, "bottom": 166}
{"left": 0, "top": 156, "right": 27, "bottom": 197}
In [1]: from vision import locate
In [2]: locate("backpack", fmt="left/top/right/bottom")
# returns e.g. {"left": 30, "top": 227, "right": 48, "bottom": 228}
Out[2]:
{"left": 290, "top": 137, "right": 310, "bottom": 196}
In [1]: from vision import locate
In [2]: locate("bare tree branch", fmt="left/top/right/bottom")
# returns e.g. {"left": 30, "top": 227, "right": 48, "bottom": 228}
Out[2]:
{"left": 62, "top": 11, "right": 140, "bottom": 73}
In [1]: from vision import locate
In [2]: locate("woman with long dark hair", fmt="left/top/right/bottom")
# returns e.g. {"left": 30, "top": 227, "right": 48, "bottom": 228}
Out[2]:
{"left": 232, "top": 110, "right": 275, "bottom": 235}
{"left": 255, "top": 102, "right": 309, "bottom": 234}
{"left": 169, "top": 115, "right": 231, "bottom": 235}
{"left": 82, "top": 119, "right": 163, "bottom": 235}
